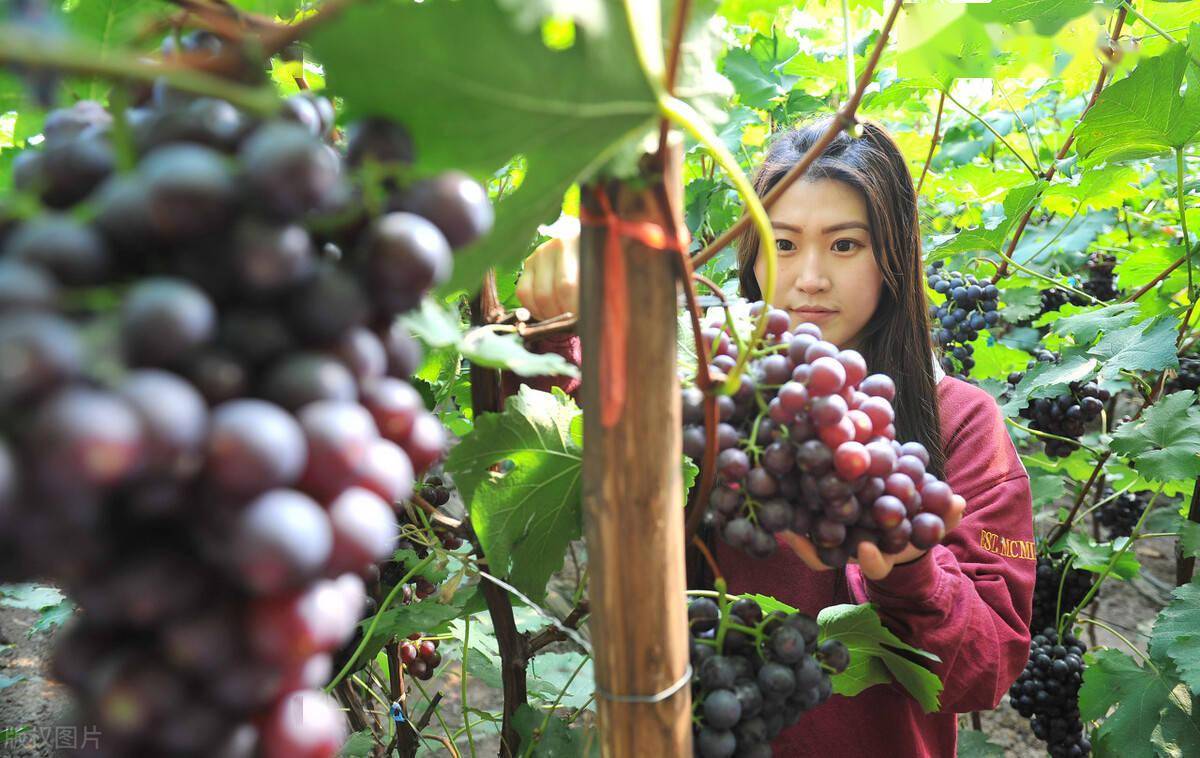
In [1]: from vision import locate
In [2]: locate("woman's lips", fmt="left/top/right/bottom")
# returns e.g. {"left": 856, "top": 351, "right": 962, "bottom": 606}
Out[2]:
{"left": 791, "top": 308, "right": 837, "bottom": 322}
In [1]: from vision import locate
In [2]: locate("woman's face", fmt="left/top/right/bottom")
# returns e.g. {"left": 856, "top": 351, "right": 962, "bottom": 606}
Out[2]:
{"left": 753, "top": 178, "right": 884, "bottom": 349}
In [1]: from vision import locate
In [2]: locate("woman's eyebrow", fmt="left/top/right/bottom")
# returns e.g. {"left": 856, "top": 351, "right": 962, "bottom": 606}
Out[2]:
{"left": 772, "top": 221, "right": 870, "bottom": 234}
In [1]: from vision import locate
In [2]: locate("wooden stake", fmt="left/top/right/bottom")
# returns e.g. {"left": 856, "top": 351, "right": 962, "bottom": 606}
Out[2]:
{"left": 580, "top": 143, "right": 692, "bottom": 756}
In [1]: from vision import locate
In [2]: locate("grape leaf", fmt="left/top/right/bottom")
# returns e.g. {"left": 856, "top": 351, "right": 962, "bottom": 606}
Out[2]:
{"left": 1110, "top": 390, "right": 1200, "bottom": 482}
{"left": 1149, "top": 579, "right": 1200, "bottom": 697}
{"left": 1048, "top": 302, "right": 1137, "bottom": 344}
{"left": 999, "top": 286, "right": 1043, "bottom": 323}
{"left": 338, "top": 730, "right": 375, "bottom": 758}
{"left": 0, "top": 584, "right": 64, "bottom": 610}
{"left": 1029, "top": 469, "right": 1067, "bottom": 511}
{"left": 1075, "top": 41, "right": 1200, "bottom": 167}
{"left": 928, "top": 181, "right": 1045, "bottom": 258}
{"left": 1079, "top": 648, "right": 1200, "bottom": 758}
{"left": 513, "top": 703, "right": 599, "bottom": 757}
{"left": 312, "top": 0, "right": 660, "bottom": 298}
{"left": 363, "top": 587, "right": 487, "bottom": 661}
{"left": 527, "top": 651, "right": 594, "bottom": 708}
{"left": 446, "top": 387, "right": 583, "bottom": 601}
{"left": 955, "top": 729, "right": 1006, "bottom": 758}
{"left": 895, "top": 1, "right": 1000, "bottom": 88}
{"left": 817, "top": 603, "right": 942, "bottom": 713}
{"left": 721, "top": 30, "right": 799, "bottom": 109}
{"left": 1064, "top": 533, "right": 1140, "bottom": 580}
{"left": 1090, "top": 316, "right": 1181, "bottom": 381}
{"left": 966, "top": 0, "right": 1100, "bottom": 36}
{"left": 64, "top": 0, "right": 159, "bottom": 50}
{"left": 0, "top": 675, "right": 24, "bottom": 692}
{"left": 1182, "top": 520, "right": 1200, "bottom": 560}
{"left": 1010, "top": 345, "right": 1097, "bottom": 401}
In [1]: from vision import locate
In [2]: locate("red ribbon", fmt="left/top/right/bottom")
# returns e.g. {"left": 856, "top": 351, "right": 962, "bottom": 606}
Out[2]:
{"left": 578, "top": 188, "right": 690, "bottom": 428}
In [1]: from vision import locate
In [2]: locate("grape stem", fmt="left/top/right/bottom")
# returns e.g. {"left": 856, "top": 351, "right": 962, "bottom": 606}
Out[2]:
{"left": 1061, "top": 487, "right": 1161, "bottom": 634}
{"left": 942, "top": 89, "right": 1039, "bottom": 179}
{"left": 1075, "top": 618, "right": 1156, "bottom": 671}
{"left": 991, "top": 5, "right": 1128, "bottom": 282}
{"left": 520, "top": 655, "right": 592, "bottom": 758}
{"left": 915, "top": 91, "right": 947, "bottom": 196}
{"left": 325, "top": 554, "right": 436, "bottom": 693}
{"left": 0, "top": 27, "right": 280, "bottom": 116}
{"left": 1004, "top": 415, "right": 1102, "bottom": 456}
{"left": 690, "top": 0, "right": 904, "bottom": 271}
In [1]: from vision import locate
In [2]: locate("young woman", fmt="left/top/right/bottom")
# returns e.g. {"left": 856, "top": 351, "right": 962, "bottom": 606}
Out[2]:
{"left": 511, "top": 117, "right": 1035, "bottom": 758}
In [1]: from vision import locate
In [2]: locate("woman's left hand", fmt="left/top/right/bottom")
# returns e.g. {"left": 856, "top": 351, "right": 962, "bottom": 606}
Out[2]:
{"left": 778, "top": 494, "right": 967, "bottom": 581}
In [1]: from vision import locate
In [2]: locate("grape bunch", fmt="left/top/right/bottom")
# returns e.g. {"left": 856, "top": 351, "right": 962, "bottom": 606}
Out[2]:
{"left": 1166, "top": 353, "right": 1200, "bottom": 394}
{"left": 1031, "top": 555, "right": 1094, "bottom": 635}
{"left": 1009, "top": 629, "right": 1090, "bottom": 757}
{"left": 925, "top": 261, "right": 1001, "bottom": 377}
{"left": 688, "top": 595, "right": 847, "bottom": 757}
{"left": 1006, "top": 355, "right": 1109, "bottom": 458}
{"left": 0, "top": 34, "right": 492, "bottom": 756}
{"left": 684, "top": 306, "right": 964, "bottom": 567}
{"left": 1096, "top": 488, "right": 1152, "bottom": 540}
{"left": 1080, "top": 252, "right": 1118, "bottom": 303}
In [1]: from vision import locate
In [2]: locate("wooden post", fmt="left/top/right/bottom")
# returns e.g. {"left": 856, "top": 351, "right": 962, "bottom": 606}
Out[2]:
{"left": 580, "top": 144, "right": 692, "bottom": 757}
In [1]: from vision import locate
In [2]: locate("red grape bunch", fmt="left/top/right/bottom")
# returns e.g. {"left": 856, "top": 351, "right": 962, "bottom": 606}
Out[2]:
{"left": 684, "top": 304, "right": 964, "bottom": 568}
{"left": 688, "top": 594, "right": 847, "bottom": 757}
{"left": 0, "top": 31, "right": 492, "bottom": 757}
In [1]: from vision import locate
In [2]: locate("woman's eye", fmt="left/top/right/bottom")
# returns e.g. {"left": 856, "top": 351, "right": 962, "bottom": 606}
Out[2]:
{"left": 833, "top": 239, "right": 861, "bottom": 253}
{"left": 776, "top": 239, "right": 796, "bottom": 252}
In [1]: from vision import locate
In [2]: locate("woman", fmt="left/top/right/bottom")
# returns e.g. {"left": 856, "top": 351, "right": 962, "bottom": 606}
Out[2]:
{"left": 512, "top": 117, "right": 1035, "bottom": 757}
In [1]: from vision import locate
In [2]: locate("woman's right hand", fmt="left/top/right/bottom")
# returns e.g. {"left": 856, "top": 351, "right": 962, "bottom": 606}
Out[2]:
{"left": 515, "top": 228, "right": 579, "bottom": 322}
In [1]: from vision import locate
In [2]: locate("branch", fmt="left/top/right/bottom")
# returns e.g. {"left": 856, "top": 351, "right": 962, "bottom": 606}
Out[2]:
{"left": 915, "top": 90, "right": 946, "bottom": 196}
{"left": 1123, "top": 239, "right": 1200, "bottom": 303}
{"left": 525, "top": 601, "right": 590, "bottom": 655}
{"left": 690, "top": 0, "right": 905, "bottom": 269}
{"left": 991, "top": 5, "right": 1128, "bottom": 281}
{"left": 1177, "top": 477, "right": 1200, "bottom": 586}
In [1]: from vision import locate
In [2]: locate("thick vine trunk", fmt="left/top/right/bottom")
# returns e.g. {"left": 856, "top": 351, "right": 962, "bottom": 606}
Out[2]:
{"left": 580, "top": 143, "right": 692, "bottom": 756}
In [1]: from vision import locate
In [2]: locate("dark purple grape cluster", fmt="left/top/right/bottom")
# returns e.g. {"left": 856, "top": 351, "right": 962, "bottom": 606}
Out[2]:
{"left": 684, "top": 305, "right": 962, "bottom": 568}
{"left": 1009, "top": 629, "right": 1090, "bottom": 757}
{"left": 1080, "top": 252, "right": 1118, "bottom": 303}
{"left": 1097, "top": 488, "right": 1152, "bottom": 540}
{"left": 1031, "top": 555, "right": 1094, "bottom": 635}
{"left": 1166, "top": 354, "right": 1200, "bottom": 394}
{"left": 689, "top": 595, "right": 845, "bottom": 757}
{"left": 0, "top": 47, "right": 492, "bottom": 756}
{"left": 925, "top": 261, "right": 1001, "bottom": 376}
{"left": 1007, "top": 354, "right": 1108, "bottom": 458}
{"left": 1038, "top": 287, "right": 1073, "bottom": 318}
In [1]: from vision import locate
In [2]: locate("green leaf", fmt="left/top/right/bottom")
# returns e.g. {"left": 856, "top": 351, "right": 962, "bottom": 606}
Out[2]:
{"left": 817, "top": 603, "right": 943, "bottom": 713}
{"left": 721, "top": 30, "right": 799, "bottom": 109}
{"left": 64, "top": 0, "right": 159, "bottom": 50}
{"left": 1090, "top": 316, "right": 1181, "bottom": 381}
{"left": 1149, "top": 579, "right": 1200, "bottom": 696}
{"left": 955, "top": 728, "right": 1006, "bottom": 758}
{"left": 312, "top": 0, "right": 659, "bottom": 298}
{"left": 527, "top": 651, "right": 594, "bottom": 708}
{"left": 461, "top": 332, "right": 580, "bottom": 378}
{"left": 966, "top": 335, "right": 1030, "bottom": 382}
{"left": 1029, "top": 469, "right": 1067, "bottom": 511}
{"left": 1079, "top": 648, "right": 1200, "bottom": 758}
{"left": 363, "top": 587, "right": 487, "bottom": 660}
{"left": 0, "top": 584, "right": 64, "bottom": 610}
{"left": 1181, "top": 520, "right": 1200, "bottom": 560}
{"left": 446, "top": 387, "right": 583, "bottom": 601}
{"left": 338, "top": 730, "right": 376, "bottom": 758}
{"left": 1000, "top": 286, "right": 1045, "bottom": 323}
{"left": 1050, "top": 302, "right": 1137, "bottom": 344}
{"left": 29, "top": 597, "right": 75, "bottom": 635}
{"left": 1065, "top": 532, "right": 1140, "bottom": 580}
{"left": 1076, "top": 42, "right": 1200, "bottom": 167}
{"left": 512, "top": 703, "right": 598, "bottom": 757}
{"left": 399, "top": 300, "right": 463, "bottom": 348}
{"left": 966, "top": 0, "right": 1101, "bottom": 36}
{"left": 896, "top": 2, "right": 1001, "bottom": 88}
{"left": 0, "top": 674, "right": 24, "bottom": 692}
{"left": 1110, "top": 390, "right": 1200, "bottom": 482}
{"left": 929, "top": 181, "right": 1045, "bottom": 258}
{"left": 1010, "top": 346, "right": 1097, "bottom": 401}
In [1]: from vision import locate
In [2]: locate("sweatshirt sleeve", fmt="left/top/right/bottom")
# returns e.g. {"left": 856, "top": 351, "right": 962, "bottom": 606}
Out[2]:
{"left": 498, "top": 333, "right": 583, "bottom": 400}
{"left": 845, "top": 378, "right": 1035, "bottom": 714}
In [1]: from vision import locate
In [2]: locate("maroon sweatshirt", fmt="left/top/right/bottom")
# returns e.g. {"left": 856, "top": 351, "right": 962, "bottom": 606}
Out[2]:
{"left": 502, "top": 334, "right": 1035, "bottom": 758}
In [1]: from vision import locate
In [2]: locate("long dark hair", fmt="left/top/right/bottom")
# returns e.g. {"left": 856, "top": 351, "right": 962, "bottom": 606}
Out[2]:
{"left": 734, "top": 116, "right": 945, "bottom": 476}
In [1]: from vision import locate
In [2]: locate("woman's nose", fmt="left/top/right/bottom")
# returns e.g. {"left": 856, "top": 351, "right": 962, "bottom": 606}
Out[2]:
{"left": 792, "top": 250, "right": 830, "bottom": 293}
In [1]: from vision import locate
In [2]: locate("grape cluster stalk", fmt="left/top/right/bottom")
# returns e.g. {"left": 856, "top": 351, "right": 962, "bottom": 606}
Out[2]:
{"left": 925, "top": 261, "right": 1001, "bottom": 377}
{"left": 689, "top": 594, "right": 847, "bottom": 757}
{"left": 0, "top": 29, "right": 492, "bottom": 757}
{"left": 685, "top": 304, "right": 964, "bottom": 567}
